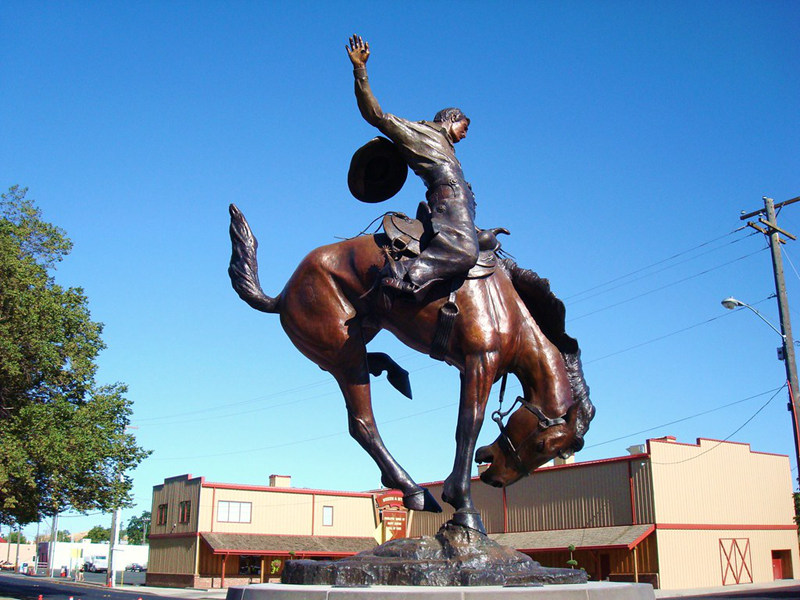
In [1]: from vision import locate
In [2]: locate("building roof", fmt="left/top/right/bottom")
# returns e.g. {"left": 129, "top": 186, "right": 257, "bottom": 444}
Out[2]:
{"left": 489, "top": 524, "right": 655, "bottom": 552}
{"left": 200, "top": 532, "right": 377, "bottom": 556}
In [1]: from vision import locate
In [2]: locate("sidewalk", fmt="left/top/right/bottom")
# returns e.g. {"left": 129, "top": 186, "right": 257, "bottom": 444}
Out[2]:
{"left": 655, "top": 578, "right": 800, "bottom": 598}
{"left": 3, "top": 574, "right": 228, "bottom": 600}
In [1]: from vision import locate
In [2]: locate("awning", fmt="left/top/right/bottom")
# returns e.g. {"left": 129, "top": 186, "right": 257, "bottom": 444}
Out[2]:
{"left": 489, "top": 524, "right": 655, "bottom": 552}
{"left": 200, "top": 532, "right": 377, "bottom": 556}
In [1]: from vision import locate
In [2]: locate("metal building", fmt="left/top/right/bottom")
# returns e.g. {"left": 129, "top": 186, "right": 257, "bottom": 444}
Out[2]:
{"left": 411, "top": 436, "right": 799, "bottom": 589}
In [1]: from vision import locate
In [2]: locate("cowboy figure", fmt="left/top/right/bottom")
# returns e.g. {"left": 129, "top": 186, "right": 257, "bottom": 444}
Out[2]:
{"left": 346, "top": 35, "right": 479, "bottom": 299}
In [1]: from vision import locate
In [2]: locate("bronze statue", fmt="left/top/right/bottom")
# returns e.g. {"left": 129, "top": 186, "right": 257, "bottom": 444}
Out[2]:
{"left": 228, "top": 35, "right": 593, "bottom": 539}
{"left": 346, "top": 35, "right": 478, "bottom": 301}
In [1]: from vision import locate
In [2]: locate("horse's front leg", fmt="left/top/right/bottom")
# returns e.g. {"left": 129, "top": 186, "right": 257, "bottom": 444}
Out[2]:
{"left": 442, "top": 352, "right": 499, "bottom": 533}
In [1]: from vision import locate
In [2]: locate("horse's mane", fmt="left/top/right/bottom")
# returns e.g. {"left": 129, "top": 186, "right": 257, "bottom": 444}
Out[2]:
{"left": 501, "top": 259, "right": 595, "bottom": 452}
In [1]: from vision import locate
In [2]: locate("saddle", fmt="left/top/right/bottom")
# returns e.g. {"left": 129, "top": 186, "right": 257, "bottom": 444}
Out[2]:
{"left": 382, "top": 210, "right": 508, "bottom": 279}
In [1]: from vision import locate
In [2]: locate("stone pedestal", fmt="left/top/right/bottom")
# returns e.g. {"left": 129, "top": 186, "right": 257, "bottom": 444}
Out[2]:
{"left": 227, "top": 582, "right": 656, "bottom": 600}
{"left": 282, "top": 523, "right": 586, "bottom": 587}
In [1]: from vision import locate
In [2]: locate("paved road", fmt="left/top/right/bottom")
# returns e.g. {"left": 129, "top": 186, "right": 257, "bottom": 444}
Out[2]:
{"left": 0, "top": 573, "right": 171, "bottom": 600}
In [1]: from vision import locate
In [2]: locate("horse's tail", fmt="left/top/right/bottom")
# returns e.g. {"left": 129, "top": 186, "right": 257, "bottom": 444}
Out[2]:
{"left": 501, "top": 258, "right": 595, "bottom": 451}
{"left": 228, "top": 204, "right": 281, "bottom": 314}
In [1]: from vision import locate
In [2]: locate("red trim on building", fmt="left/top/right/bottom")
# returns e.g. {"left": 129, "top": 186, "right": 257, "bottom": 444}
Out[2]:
{"left": 657, "top": 524, "right": 797, "bottom": 531}
{"left": 419, "top": 454, "right": 651, "bottom": 487}
{"left": 628, "top": 461, "right": 637, "bottom": 525}
{"left": 201, "top": 531, "right": 374, "bottom": 540}
{"left": 514, "top": 524, "right": 655, "bottom": 553}
{"left": 201, "top": 481, "right": 373, "bottom": 498}
{"left": 628, "top": 525, "right": 656, "bottom": 549}
{"left": 648, "top": 437, "right": 789, "bottom": 458}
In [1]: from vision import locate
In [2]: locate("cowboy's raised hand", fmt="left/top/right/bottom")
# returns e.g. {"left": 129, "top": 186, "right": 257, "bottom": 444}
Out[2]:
{"left": 346, "top": 34, "right": 370, "bottom": 68}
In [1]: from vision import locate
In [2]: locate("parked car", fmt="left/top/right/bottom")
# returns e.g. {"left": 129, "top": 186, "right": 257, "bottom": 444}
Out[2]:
{"left": 0, "top": 561, "right": 14, "bottom": 571}
{"left": 126, "top": 563, "right": 146, "bottom": 572}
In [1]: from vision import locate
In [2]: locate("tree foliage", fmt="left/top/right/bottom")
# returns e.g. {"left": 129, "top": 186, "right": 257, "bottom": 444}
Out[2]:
{"left": 0, "top": 186, "right": 150, "bottom": 526}
{"left": 126, "top": 510, "right": 151, "bottom": 545}
{"left": 85, "top": 525, "right": 111, "bottom": 543}
{"left": 7, "top": 530, "right": 27, "bottom": 544}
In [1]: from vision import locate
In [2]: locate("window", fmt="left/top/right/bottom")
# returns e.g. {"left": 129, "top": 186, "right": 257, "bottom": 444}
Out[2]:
{"left": 179, "top": 501, "right": 191, "bottom": 524}
{"left": 322, "top": 505, "right": 333, "bottom": 527}
{"left": 238, "top": 555, "right": 260, "bottom": 575}
{"left": 217, "top": 500, "right": 252, "bottom": 523}
{"left": 157, "top": 504, "right": 168, "bottom": 525}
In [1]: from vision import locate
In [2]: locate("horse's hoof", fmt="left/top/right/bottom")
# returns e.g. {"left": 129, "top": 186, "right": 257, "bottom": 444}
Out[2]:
{"left": 404, "top": 489, "right": 442, "bottom": 513}
{"left": 448, "top": 509, "right": 486, "bottom": 534}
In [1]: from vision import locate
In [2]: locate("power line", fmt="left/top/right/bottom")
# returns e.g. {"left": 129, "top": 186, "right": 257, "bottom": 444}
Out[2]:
{"left": 150, "top": 399, "right": 457, "bottom": 461}
{"left": 569, "top": 248, "right": 766, "bottom": 322}
{"left": 568, "top": 232, "right": 758, "bottom": 306}
{"left": 650, "top": 385, "right": 785, "bottom": 465}
{"left": 586, "top": 386, "right": 784, "bottom": 450}
{"left": 565, "top": 227, "right": 750, "bottom": 302}
{"left": 583, "top": 297, "right": 774, "bottom": 365}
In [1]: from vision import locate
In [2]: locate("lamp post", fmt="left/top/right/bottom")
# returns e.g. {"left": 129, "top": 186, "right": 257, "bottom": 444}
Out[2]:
{"left": 722, "top": 296, "right": 800, "bottom": 484}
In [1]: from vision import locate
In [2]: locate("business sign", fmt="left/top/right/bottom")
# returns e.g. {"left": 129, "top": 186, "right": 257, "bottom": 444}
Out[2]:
{"left": 375, "top": 490, "right": 408, "bottom": 540}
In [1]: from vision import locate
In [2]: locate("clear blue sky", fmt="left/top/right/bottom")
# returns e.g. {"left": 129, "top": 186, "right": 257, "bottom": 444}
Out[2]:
{"left": 2, "top": 1, "right": 798, "bottom": 539}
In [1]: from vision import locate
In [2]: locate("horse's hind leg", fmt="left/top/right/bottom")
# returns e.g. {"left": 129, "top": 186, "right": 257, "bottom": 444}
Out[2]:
{"left": 331, "top": 357, "right": 441, "bottom": 513}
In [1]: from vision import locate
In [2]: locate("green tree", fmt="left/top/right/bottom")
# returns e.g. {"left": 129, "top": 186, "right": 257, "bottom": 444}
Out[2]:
{"left": 126, "top": 511, "right": 151, "bottom": 545}
{"left": 85, "top": 525, "right": 110, "bottom": 543}
{"left": 0, "top": 186, "right": 150, "bottom": 526}
{"left": 7, "top": 530, "right": 27, "bottom": 544}
{"left": 56, "top": 530, "right": 72, "bottom": 542}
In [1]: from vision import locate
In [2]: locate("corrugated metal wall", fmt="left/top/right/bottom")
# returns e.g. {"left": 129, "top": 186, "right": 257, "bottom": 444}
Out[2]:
{"left": 649, "top": 439, "right": 794, "bottom": 525}
{"left": 631, "top": 459, "right": 655, "bottom": 524}
{"left": 148, "top": 536, "right": 197, "bottom": 575}
{"left": 506, "top": 460, "right": 636, "bottom": 531}
{"left": 410, "top": 457, "right": 655, "bottom": 537}
{"left": 410, "top": 479, "right": 504, "bottom": 537}
{"left": 656, "top": 528, "right": 800, "bottom": 589}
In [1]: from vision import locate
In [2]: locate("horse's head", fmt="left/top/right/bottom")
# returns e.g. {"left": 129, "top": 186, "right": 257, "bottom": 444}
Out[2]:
{"left": 475, "top": 401, "right": 583, "bottom": 488}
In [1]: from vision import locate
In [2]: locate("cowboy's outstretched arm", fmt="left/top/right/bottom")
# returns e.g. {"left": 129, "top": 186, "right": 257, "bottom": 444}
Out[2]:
{"left": 346, "top": 34, "right": 383, "bottom": 126}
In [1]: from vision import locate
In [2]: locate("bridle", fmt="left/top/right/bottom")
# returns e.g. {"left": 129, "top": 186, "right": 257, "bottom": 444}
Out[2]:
{"left": 490, "top": 373, "right": 567, "bottom": 474}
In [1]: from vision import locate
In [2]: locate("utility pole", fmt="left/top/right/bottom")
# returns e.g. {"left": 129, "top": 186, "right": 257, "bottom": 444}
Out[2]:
{"left": 50, "top": 512, "right": 59, "bottom": 577}
{"left": 740, "top": 195, "right": 800, "bottom": 484}
{"left": 106, "top": 471, "right": 124, "bottom": 588}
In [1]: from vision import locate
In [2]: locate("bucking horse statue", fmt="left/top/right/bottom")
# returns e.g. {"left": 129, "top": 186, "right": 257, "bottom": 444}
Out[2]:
{"left": 228, "top": 205, "right": 594, "bottom": 535}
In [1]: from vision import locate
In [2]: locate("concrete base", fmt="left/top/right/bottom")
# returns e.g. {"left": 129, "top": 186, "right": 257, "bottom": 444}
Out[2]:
{"left": 226, "top": 581, "right": 656, "bottom": 600}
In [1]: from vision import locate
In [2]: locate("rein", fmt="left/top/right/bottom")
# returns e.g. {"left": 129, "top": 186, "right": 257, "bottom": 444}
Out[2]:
{"left": 490, "top": 373, "right": 568, "bottom": 473}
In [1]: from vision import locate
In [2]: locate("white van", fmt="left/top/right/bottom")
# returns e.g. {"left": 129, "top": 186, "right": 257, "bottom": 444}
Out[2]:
{"left": 84, "top": 555, "right": 108, "bottom": 572}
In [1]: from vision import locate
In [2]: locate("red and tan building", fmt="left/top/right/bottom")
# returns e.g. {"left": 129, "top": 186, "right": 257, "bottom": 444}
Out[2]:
{"left": 145, "top": 474, "right": 379, "bottom": 588}
{"left": 412, "top": 436, "right": 799, "bottom": 589}
{"left": 147, "top": 436, "right": 798, "bottom": 590}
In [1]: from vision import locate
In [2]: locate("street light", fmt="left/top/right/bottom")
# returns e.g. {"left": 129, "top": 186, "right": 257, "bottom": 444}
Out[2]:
{"left": 721, "top": 297, "right": 786, "bottom": 340}
{"left": 722, "top": 295, "right": 800, "bottom": 485}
